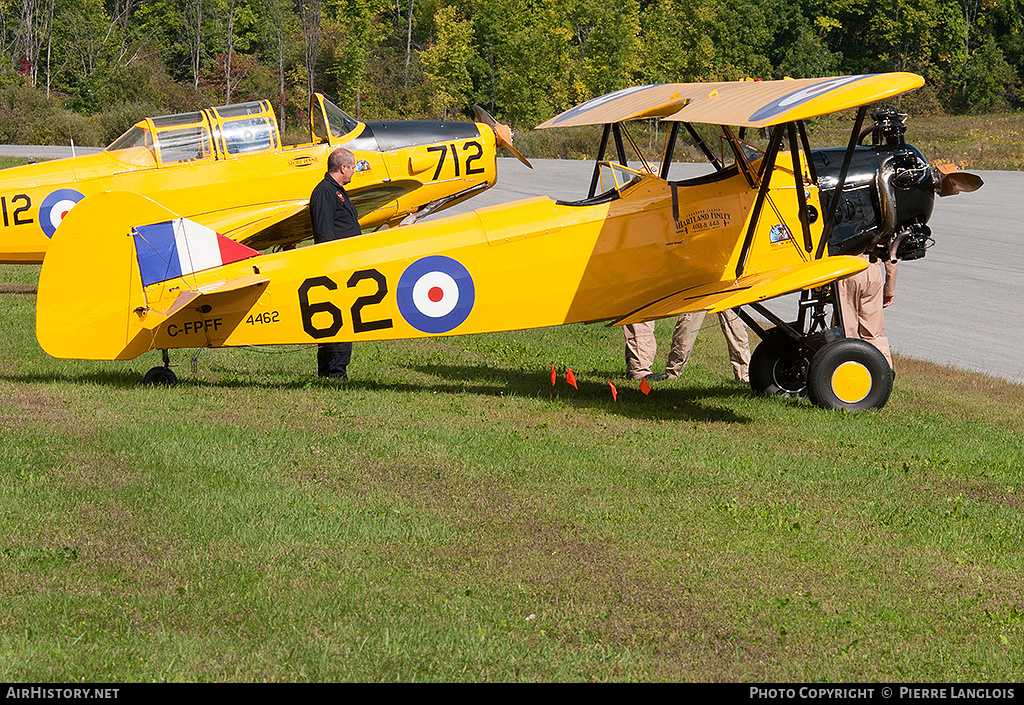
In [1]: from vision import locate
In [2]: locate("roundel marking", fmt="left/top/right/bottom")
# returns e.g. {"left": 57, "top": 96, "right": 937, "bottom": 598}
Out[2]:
{"left": 747, "top": 75, "right": 869, "bottom": 124}
{"left": 551, "top": 84, "right": 663, "bottom": 126}
{"left": 397, "top": 256, "right": 475, "bottom": 334}
{"left": 39, "top": 188, "right": 85, "bottom": 238}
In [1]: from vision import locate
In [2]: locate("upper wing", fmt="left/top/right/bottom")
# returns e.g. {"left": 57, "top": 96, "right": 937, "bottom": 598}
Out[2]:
{"left": 536, "top": 73, "right": 924, "bottom": 130}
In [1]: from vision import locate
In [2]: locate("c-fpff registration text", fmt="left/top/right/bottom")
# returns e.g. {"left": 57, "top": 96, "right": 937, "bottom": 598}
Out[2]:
{"left": 6, "top": 688, "right": 119, "bottom": 700}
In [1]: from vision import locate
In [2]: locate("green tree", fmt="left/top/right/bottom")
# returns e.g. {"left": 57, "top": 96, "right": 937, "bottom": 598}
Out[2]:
{"left": 640, "top": 0, "right": 718, "bottom": 84}
{"left": 420, "top": 4, "right": 474, "bottom": 118}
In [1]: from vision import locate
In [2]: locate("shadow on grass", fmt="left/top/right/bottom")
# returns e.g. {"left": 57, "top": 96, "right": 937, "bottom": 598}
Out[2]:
{"left": 1, "top": 361, "right": 780, "bottom": 423}
{"left": 408, "top": 363, "right": 759, "bottom": 423}
{"left": 1, "top": 369, "right": 157, "bottom": 389}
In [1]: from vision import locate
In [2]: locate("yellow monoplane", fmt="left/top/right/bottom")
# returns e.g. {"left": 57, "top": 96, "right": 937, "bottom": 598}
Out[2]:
{"left": 35, "top": 74, "right": 981, "bottom": 410}
{"left": 0, "top": 94, "right": 528, "bottom": 262}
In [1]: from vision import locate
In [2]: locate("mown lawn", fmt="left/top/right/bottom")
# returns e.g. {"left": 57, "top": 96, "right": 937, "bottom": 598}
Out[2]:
{"left": 1, "top": 265, "right": 1021, "bottom": 682}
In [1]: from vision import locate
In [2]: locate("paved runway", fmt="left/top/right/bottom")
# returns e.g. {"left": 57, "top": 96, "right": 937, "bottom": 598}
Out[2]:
{"left": 0, "top": 145, "right": 102, "bottom": 159}
{"left": 442, "top": 158, "right": 1022, "bottom": 384}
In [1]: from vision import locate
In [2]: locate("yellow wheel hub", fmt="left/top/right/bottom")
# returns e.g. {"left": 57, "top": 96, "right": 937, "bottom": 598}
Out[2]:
{"left": 830, "top": 361, "right": 872, "bottom": 404}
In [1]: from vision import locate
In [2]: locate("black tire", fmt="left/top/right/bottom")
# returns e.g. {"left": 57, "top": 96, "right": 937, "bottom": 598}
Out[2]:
{"left": 807, "top": 338, "right": 892, "bottom": 411}
{"left": 143, "top": 366, "right": 178, "bottom": 386}
{"left": 749, "top": 326, "right": 811, "bottom": 398}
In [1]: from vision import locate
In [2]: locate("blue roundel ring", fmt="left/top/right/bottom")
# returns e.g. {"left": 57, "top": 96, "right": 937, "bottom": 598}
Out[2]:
{"left": 747, "top": 75, "right": 868, "bottom": 124}
{"left": 39, "top": 188, "right": 85, "bottom": 238}
{"left": 397, "top": 256, "right": 475, "bottom": 334}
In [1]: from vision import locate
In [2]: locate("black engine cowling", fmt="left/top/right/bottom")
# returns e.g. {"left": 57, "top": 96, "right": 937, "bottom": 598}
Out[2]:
{"left": 812, "top": 109, "right": 940, "bottom": 262}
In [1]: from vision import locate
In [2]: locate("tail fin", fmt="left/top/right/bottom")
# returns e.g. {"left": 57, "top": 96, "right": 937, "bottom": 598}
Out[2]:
{"left": 36, "top": 191, "right": 261, "bottom": 360}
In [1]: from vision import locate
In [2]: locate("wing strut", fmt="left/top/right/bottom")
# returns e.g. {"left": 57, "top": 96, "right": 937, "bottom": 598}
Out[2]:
{"left": 818, "top": 105, "right": 869, "bottom": 259}
{"left": 588, "top": 124, "right": 612, "bottom": 198}
{"left": 723, "top": 125, "right": 757, "bottom": 188}
{"left": 796, "top": 121, "right": 818, "bottom": 184}
{"left": 612, "top": 123, "right": 628, "bottom": 165}
{"left": 736, "top": 125, "right": 786, "bottom": 277}
{"left": 787, "top": 122, "right": 814, "bottom": 253}
{"left": 660, "top": 122, "right": 680, "bottom": 180}
{"left": 683, "top": 123, "right": 723, "bottom": 171}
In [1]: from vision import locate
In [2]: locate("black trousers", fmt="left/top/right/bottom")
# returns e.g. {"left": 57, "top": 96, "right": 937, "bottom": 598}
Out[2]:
{"left": 317, "top": 342, "right": 352, "bottom": 378}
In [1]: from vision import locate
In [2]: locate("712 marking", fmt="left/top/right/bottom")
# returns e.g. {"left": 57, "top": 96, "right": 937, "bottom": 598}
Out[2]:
{"left": 427, "top": 141, "right": 485, "bottom": 181}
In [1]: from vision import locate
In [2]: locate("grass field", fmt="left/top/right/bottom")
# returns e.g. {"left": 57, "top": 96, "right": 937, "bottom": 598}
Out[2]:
{"left": 1, "top": 262, "right": 1022, "bottom": 682}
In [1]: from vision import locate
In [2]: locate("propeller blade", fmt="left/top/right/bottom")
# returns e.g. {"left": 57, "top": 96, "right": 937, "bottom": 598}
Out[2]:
{"left": 936, "top": 163, "right": 984, "bottom": 196}
{"left": 474, "top": 105, "right": 533, "bottom": 169}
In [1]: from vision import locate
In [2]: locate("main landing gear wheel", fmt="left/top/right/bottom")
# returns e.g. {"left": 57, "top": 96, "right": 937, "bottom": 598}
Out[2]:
{"left": 807, "top": 339, "right": 892, "bottom": 411}
{"left": 749, "top": 327, "right": 811, "bottom": 398}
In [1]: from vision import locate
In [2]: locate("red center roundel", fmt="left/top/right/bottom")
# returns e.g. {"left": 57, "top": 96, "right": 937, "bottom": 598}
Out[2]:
{"left": 411, "top": 272, "right": 460, "bottom": 318}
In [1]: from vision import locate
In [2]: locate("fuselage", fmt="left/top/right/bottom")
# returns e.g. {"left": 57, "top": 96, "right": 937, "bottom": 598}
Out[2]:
{"left": 0, "top": 96, "right": 498, "bottom": 264}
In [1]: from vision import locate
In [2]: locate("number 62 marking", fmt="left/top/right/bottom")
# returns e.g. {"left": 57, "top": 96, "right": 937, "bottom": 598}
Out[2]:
{"left": 298, "top": 269, "right": 394, "bottom": 339}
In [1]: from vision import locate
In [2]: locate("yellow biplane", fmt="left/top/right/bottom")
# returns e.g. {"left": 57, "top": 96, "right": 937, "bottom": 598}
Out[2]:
{"left": 0, "top": 94, "right": 528, "bottom": 263}
{"left": 35, "top": 74, "right": 981, "bottom": 410}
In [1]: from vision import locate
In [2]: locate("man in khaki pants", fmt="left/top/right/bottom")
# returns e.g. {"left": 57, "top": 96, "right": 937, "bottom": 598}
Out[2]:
{"left": 836, "top": 256, "right": 898, "bottom": 369}
{"left": 624, "top": 310, "right": 750, "bottom": 382}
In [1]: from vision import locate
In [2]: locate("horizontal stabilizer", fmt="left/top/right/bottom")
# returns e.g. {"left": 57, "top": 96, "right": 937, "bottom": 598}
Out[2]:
{"left": 613, "top": 256, "right": 868, "bottom": 326}
{"left": 145, "top": 274, "right": 269, "bottom": 328}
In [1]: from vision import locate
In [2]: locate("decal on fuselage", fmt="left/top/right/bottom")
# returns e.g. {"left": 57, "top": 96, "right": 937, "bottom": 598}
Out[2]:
{"left": 427, "top": 141, "right": 485, "bottom": 181}
{"left": 396, "top": 256, "right": 475, "bottom": 334}
{"left": 675, "top": 208, "right": 733, "bottom": 236}
{"left": 168, "top": 318, "right": 224, "bottom": 337}
{"left": 769, "top": 223, "right": 794, "bottom": 245}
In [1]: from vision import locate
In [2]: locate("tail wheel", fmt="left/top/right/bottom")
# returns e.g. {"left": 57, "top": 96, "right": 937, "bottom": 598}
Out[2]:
{"left": 749, "top": 326, "right": 811, "bottom": 398}
{"left": 143, "top": 366, "right": 178, "bottom": 386}
{"left": 807, "top": 339, "right": 892, "bottom": 411}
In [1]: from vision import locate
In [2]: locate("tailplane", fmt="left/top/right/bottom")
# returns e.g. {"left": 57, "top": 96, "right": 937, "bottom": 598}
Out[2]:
{"left": 36, "top": 191, "right": 261, "bottom": 360}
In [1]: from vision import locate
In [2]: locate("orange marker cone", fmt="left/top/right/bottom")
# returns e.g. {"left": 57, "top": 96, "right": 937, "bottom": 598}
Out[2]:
{"left": 566, "top": 368, "right": 578, "bottom": 389}
{"left": 640, "top": 378, "right": 651, "bottom": 395}
{"left": 608, "top": 382, "right": 617, "bottom": 401}
{"left": 551, "top": 364, "right": 556, "bottom": 386}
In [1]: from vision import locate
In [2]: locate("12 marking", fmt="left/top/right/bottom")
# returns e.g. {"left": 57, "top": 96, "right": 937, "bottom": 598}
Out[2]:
{"left": 1, "top": 194, "right": 33, "bottom": 227}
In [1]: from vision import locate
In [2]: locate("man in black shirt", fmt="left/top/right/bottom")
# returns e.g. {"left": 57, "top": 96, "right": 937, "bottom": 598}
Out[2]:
{"left": 310, "top": 147, "right": 360, "bottom": 379}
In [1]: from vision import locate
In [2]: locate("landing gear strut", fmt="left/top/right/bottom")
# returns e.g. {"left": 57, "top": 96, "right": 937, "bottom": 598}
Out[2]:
{"left": 143, "top": 349, "right": 178, "bottom": 386}
{"left": 738, "top": 283, "right": 892, "bottom": 411}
